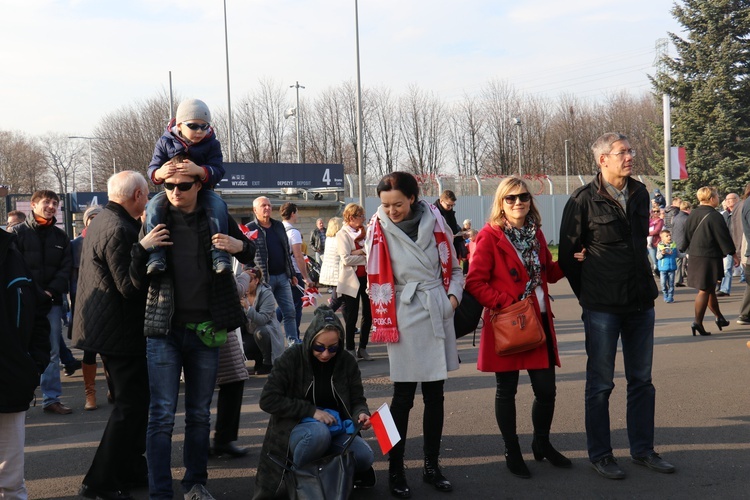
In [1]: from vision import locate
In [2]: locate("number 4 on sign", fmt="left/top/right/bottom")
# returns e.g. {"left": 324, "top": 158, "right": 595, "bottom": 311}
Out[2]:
{"left": 322, "top": 168, "right": 330, "bottom": 186}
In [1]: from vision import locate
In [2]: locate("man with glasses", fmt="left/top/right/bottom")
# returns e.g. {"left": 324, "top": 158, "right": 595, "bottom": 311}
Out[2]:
{"left": 130, "top": 171, "right": 254, "bottom": 500}
{"left": 559, "top": 132, "right": 675, "bottom": 480}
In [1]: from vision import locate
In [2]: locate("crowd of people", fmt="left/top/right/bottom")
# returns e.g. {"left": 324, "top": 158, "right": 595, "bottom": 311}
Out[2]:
{"left": 6, "top": 110, "right": 750, "bottom": 500}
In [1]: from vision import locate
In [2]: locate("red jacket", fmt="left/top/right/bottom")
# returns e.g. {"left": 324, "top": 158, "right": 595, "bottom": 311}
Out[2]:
{"left": 465, "top": 224, "right": 563, "bottom": 373}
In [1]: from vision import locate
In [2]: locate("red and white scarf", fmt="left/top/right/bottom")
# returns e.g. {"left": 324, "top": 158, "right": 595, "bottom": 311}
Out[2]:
{"left": 367, "top": 202, "right": 453, "bottom": 343}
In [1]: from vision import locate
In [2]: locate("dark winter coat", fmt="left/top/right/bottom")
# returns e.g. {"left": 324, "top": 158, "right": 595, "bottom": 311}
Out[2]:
{"left": 434, "top": 201, "right": 467, "bottom": 259}
{"left": 131, "top": 210, "right": 254, "bottom": 336}
{"left": 72, "top": 202, "right": 147, "bottom": 356}
{"left": 0, "top": 231, "right": 51, "bottom": 413}
{"left": 245, "top": 218, "right": 295, "bottom": 281}
{"left": 682, "top": 205, "right": 735, "bottom": 258}
{"left": 671, "top": 210, "right": 689, "bottom": 252}
{"left": 559, "top": 173, "right": 658, "bottom": 314}
{"left": 253, "top": 306, "right": 369, "bottom": 500}
{"left": 11, "top": 217, "right": 72, "bottom": 304}
{"left": 147, "top": 119, "right": 224, "bottom": 187}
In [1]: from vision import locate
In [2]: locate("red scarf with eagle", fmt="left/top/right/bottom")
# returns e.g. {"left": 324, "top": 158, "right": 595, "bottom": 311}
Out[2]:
{"left": 367, "top": 202, "right": 452, "bottom": 343}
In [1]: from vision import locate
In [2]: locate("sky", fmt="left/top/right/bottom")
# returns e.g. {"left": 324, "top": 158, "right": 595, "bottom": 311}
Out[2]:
{"left": 0, "top": 0, "right": 684, "bottom": 138}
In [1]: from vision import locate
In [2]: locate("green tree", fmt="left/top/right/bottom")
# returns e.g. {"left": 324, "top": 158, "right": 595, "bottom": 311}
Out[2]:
{"left": 652, "top": 0, "right": 750, "bottom": 198}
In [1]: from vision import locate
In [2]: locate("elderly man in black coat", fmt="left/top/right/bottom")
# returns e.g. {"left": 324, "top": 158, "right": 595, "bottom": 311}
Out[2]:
{"left": 73, "top": 171, "right": 155, "bottom": 500}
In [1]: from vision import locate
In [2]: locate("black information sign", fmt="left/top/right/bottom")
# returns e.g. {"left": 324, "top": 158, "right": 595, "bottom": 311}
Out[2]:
{"left": 215, "top": 163, "right": 345, "bottom": 190}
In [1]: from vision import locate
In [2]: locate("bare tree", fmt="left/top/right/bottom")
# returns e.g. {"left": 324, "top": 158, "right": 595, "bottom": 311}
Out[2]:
{"left": 482, "top": 79, "right": 521, "bottom": 176}
{"left": 0, "top": 130, "right": 46, "bottom": 193}
{"left": 447, "top": 94, "right": 488, "bottom": 177}
{"left": 366, "top": 86, "right": 400, "bottom": 179}
{"left": 399, "top": 85, "right": 447, "bottom": 176}
{"left": 39, "top": 134, "right": 83, "bottom": 194}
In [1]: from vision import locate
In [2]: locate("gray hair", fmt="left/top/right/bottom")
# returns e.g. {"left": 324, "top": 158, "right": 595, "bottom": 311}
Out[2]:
{"left": 591, "top": 132, "right": 628, "bottom": 159}
{"left": 107, "top": 171, "right": 148, "bottom": 201}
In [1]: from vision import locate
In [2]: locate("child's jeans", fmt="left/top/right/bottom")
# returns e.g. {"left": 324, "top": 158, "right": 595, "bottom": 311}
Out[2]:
{"left": 145, "top": 189, "right": 229, "bottom": 273}
{"left": 660, "top": 270, "right": 675, "bottom": 302}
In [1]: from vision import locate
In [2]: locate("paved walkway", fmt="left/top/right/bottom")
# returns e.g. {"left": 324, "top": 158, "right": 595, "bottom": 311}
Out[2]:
{"left": 24, "top": 278, "right": 750, "bottom": 498}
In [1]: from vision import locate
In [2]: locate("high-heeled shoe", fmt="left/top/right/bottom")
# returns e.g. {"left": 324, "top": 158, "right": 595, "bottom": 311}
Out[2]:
{"left": 691, "top": 322, "right": 711, "bottom": 336}
{"left": 715, "top": 317, "right": 729, "bottom": 331}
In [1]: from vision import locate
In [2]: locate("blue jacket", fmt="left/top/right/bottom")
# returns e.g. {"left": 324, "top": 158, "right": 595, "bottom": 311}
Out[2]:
{"left": 148, "top": 119, "right": 224, "bottom": 188}
{"left": 656, "top": 242, "right": 678, "bottom": 272}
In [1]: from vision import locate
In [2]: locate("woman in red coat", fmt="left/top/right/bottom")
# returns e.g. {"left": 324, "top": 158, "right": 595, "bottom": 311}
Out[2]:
{"left": 465, "top": 177, "right": 571, "bottom": 479}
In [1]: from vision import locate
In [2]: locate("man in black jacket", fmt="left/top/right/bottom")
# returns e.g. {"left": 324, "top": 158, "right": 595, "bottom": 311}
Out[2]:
{"left": 130, "top": 171, "right": 254, "bottom": 500}
{"left": 12, "top": 190, "right": 72, "bottom": 415}
{"left": 559, "top": 132, "right": 674, "bottom": 480}
{"left": 73, "top": 171, "right": 152, "bottom": 500}
{"left": 0, "top": 230, "right": 50, "bottom": 498}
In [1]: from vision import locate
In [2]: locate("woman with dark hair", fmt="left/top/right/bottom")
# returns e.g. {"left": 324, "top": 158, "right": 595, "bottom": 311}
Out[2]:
{"left": 682, "top": 186, "right": 738, "bottom": 336}
{"left": 465, "top": 176, "right": 570, "bottom": 478}
{"left": 366, "top": 171, "right": 464, "bottom": 497}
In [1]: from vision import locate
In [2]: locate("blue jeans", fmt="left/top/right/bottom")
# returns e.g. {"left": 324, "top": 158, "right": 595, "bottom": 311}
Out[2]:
{"left": 291, "top": 272, "right": 304, "bottom": 329}
{"left": 660, "top": 271, "right": 675, "bottom": 301}
{"left": 41, "top": 305, "right": 63, "bottom": 407}
{"left": 58, "top": 331, "right": 76, "bottom": 367}
{"left": 647, "top": 246, "right": 658, "bottom": 272}
{"left": 719, "top": 254, "right": 733, "bottom": 294}
{"left": 146, "top": 327, "right": 220, "bottom": 499}
{"left": 268, "top": 273, "right": 299, "bottom": 340}
{"left": 289, "top": 421, "right": 374, "bottom": 472}
{"left": 582, "top": 308, "right": 656, "bottom": 462}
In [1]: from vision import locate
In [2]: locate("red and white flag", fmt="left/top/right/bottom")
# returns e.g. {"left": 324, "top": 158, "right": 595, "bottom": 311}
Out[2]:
{"left": 370, "top": 403, "right": 401, "bottom": 455}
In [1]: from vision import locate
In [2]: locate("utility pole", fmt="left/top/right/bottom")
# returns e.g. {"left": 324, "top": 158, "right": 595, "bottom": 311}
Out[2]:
{"left": 290, "top": 81, "right": 305, "bottom": 163}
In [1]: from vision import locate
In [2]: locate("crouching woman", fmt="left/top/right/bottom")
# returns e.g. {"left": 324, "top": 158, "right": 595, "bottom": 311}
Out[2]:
{"left": 253, "top": 306, "right": 375, "bottom": 499}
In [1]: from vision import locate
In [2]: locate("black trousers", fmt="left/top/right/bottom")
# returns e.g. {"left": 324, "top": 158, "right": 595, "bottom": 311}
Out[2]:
{"left": 83, "top": 354, "right": 149, "bottom": 490}
{"left": 388, "top": 380, "right": 445, "bottom": 469}
{"left": 342, "top": 275, "right": 372, "bottom": 350}
{"left": 214, "top": 380, "right": 245, "bottom": 445}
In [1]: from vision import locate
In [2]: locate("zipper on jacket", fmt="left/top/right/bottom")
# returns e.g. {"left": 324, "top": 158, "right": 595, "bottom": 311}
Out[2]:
{"left": 8, "top": 277, "right": 32, "bottom": 328}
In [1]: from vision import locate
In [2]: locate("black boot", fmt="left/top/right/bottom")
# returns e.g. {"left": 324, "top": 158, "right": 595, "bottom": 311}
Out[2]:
{"left": 388, "top": 463, "right": 411, "bottom": 499}
{"left": 531, "top": 436, "right": 572, "bottom": 468}
{"left": 504, "top": 438, "right": 530, "bottom": 478}
{"left": 423, "top": 456, "right": 452, "bottom": 492}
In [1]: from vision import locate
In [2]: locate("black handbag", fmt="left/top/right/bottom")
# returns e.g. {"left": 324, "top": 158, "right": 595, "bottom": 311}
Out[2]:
{"left": 454, "top": 290, "right": 484, "bottom": 339}
{"left": 268, "top": 424, "right": 362, "bottom": 500}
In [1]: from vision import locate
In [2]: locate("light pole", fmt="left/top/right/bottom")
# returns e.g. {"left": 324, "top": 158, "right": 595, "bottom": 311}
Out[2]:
{"left": 68, "top": 136, "right": 104, "bottom": 191}
{"left": 564, "top": 139, "right": 570, "bottom": 194}
{"left": 354, "top": 0, "right": 365, "bottom": 206}
{"left": 513, "top": 118, "right": 522, "bottom": 176}
{"left": 289, "top": 82, "right": 305, "bottom": 163}
{"left": 223, "top": 0, "right": 234, "bottom": 162}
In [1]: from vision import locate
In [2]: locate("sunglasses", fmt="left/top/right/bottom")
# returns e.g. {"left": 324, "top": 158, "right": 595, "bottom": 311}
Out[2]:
{"left": 311, "top": 343, "right": 339, "bottom": 354}
{"left": 503, "top": 193, "right": 531, "bottom": 204}
{"left": 182, "top": 122, "right": 210, "bottom": 131}
{"left": 164, "top": 181, "right": 196, "bottom": 191}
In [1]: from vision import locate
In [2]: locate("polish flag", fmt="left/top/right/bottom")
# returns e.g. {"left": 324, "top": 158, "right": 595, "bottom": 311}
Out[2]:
{"left": 248, "top": 229, "right": 259, "bottom": 240}
{"left": 370, "top": 403, "right": 401, "bottom": 455}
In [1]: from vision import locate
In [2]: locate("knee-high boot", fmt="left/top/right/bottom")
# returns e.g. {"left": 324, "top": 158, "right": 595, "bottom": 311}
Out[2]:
{"left": 82, "top": 362, "right": 98, "bottom": 411}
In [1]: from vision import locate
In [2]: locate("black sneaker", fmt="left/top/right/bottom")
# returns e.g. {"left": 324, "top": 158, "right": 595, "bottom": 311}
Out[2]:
{"left": 64, "top": 360, "right": 82, "bottom": 376}
{"left": 353, "top": 466, "right": 376, "bottom": 489}
{"left": 736, "top": 316, "right": 750, "bottom": 325}
{"left": 631, "top": 452, "right": 675, "bottom": 473}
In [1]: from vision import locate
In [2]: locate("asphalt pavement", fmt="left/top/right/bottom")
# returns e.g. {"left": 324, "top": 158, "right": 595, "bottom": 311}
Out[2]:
{"left": 23, "top": 278, "right": 750, "bottom": 499}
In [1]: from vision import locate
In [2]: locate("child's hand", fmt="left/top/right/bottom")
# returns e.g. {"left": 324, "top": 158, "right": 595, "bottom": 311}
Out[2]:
{"left": 155, "top": 161, "right": 177, "bottom": 182}
{"left": 175, "top": 160, "right": 204, "bottom": 179}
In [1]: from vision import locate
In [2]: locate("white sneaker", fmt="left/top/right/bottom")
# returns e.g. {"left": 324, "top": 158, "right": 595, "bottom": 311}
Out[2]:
{"left": 185, "top": 484, "right": 215, "bottom": 500}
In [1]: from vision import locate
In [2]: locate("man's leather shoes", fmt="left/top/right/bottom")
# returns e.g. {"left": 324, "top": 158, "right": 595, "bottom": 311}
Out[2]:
{"left": 631, "top": 452, "right": 675, "bottom": 473}
{"left": 388, "top": 470, "right": 411, "bottom": 498}
{"left": 79, "top": 484, "right": 133, "bottom": 500}
{"left": 212, "top": 441, "right": 249, "bottom": 458}
{"left": 591, "top": 456, "right": 626, "bottom": 479}
{"left": 43, "top": 402, "right": 72, "bottom": 415}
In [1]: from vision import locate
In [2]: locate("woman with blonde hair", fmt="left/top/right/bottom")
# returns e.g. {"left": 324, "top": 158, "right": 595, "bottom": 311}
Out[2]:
{"left": 682, "top": 186, "right": 738, "bottom": 336}
{"left": 319, "top": 217, "right": 344, "bottom": 311}
{"left": 337, "top": 204, "right": 373, "bottom": 360}
{"left": 465, "top": 176, "right": 570, "bottom": 478}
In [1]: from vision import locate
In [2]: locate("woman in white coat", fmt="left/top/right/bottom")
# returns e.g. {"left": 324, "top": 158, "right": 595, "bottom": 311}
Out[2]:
{"left": 318, "top": 217, "right": 344, "bottom": 311}
{"left": 366, "top": 171, "right": 463, "bottom": 498}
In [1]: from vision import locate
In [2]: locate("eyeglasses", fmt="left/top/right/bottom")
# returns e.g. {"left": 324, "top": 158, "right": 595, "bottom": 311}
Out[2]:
{"left": 182, "top": 122, "right": 210, "bottom": 131}
{"left": 164, "top": 181, "right": 196, "bottom": 191}
{"left": 311, "top": 343, "right": 339, "bottom": 354}
{"left": 503, "top": 193, "right": 531, "bottom": 204}
{"left": 605, "top": 149, "right": 636, "bottom": 158}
